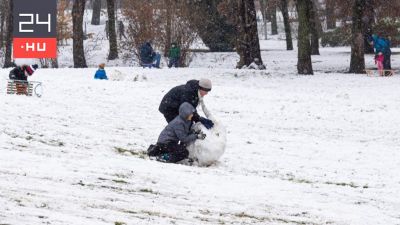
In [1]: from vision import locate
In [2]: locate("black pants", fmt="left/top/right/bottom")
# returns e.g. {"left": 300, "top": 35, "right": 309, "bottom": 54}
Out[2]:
{"left": 157, "top": 142, "right": 189, "bottom": 163}
{"left": 383, "top": 52, "right": 391, "bottom": 71}
{"left": 168, "top": 58, "right": 179, "bottom": 68}
{"left": 163, "top": 112, "right": 177, "bottom": 123}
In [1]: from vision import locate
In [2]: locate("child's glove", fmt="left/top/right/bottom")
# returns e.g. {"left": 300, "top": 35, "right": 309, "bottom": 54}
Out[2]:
{"left": 196, "top": 132, "right": 207, "bottom": 140}
{"left": 199, "top": 117, "right": 214, "bottom": 129}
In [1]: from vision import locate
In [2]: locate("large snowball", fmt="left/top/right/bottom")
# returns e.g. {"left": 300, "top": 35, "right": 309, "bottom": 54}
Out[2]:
{"left": 186, "top": 98, "right": 226, "bottom": 166}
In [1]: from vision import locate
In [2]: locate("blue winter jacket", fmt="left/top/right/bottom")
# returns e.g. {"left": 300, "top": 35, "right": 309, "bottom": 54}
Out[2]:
{"left": 140, "top": 42, "right": 155, "bottom": 64}
{"left": 372, "top": 35, "right": 391, "bottom": 55}
{"left": 94, "top": 69, "right": 108, "bottom": 80}
{"left": 157, "top": 102, "right": 197, "bottom": 145}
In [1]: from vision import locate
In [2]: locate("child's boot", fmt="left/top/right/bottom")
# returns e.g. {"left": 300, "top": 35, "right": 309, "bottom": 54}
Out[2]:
{"left": 147, "top": 144, "right": 161, "bottom": 157}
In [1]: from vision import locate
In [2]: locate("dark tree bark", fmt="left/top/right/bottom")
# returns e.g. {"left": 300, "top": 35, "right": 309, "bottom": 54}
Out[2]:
{"left": 259, "top": 0, "right": 268, "bottom": 39}
{"left": 363, "top": 0, "right": 374, "bottom": 54}
{"left": 235, "top": 0, "right": 265, "bottom": 69}
{"left": 0, "top": 0, "right": 6, "bottom": 48}
{"left": 270, "top": 2, "right": 278, "bottom": 35}
{"left": 349, "top": 0, "right": 366, "bottom": 73}
{"left": 91, "top": 0, "right": 101, "bottom": 25}
{"left": 106, "top": 0, "right": 118, "bottom": 60}
{"left": 4, "top": 0, "right": 13, "bottom": 68}
{"left": 189, "top": 0, "right": 236, "bottom": 52}
{"left": 313, "top": 0, "right": 324, "bottom": 34}
{"left": 72, "top": 0, "right": 87, "bottom": 68}
{"left": 309, "top": 0, "right": 320, "bottom": 55}
{"left": 296, "top": 0, "right": 313, "bottom": 75}
{"left": 164, "top": 0, "right": 172, "bottom": 57}
{"left": 280, "top": 0, "right": 293, "bottom": 50}
{"left": 325, "top": 0, "right": 336, "bottom": 29}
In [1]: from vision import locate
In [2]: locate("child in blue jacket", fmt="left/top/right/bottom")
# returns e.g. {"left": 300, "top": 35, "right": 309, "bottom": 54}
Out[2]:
{"left": 94, "top": 63, "right": 108, "bottom": 80}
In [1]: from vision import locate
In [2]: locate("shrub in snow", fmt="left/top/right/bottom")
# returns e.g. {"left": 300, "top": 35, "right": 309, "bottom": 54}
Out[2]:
{"left": 187, "top": 99, "right": 226, "bottom": 166}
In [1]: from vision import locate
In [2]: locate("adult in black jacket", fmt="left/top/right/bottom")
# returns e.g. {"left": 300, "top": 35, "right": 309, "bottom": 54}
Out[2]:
{"left": 9, "top": 64, "right": 38, "bottom": 81}
{"left": 159, "top": 78, "right": 214, "bottom": 129}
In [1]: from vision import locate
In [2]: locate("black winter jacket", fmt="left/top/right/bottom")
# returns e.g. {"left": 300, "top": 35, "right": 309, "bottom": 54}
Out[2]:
{"left": 9, "top": 66, "right": 27, "bottom": 81}
{"left": 159, "top": 80, "right": 200, "bottom": 122}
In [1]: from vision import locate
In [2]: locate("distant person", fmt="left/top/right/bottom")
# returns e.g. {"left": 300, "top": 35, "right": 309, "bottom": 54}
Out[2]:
{"left": 159, "top": 78, "right": 214, "bottom": 129}
{"left": 168, "top": 42, "right": 181, "bottom": 68}
{"left": 370, "top": 34, "right": 392, "bottom": 75}
{"left": 147, "top": 102, "right": 206, "bottom": 163}
{"left": 118, "top": 21, "right": 127, "bottom": 40}
{"left": 375, "top": 52, "right": 384, "bottom": 76}
{"left": 9, "top": 64, "right": 38, "bottom": 95}
{"left": 94, "top": 63, "right": 108, "bottom": 80}
{"left": 139, "top": 41, "right": 161, "bottom": 68}
{"left": 9, "top": 64, "right": 38, "bottom": 81}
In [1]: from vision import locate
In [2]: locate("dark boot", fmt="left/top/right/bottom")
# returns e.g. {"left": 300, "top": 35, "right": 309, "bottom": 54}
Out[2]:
{"left": 156, "top": 143, "right": 189, "bottom": 163}
{"left": 147, "top": 144, "right": 161, "bottom": 157}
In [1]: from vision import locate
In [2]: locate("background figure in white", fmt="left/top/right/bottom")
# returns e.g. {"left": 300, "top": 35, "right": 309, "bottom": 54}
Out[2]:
{"left": 187, "top": 98, "right": 226, "bottom": 166}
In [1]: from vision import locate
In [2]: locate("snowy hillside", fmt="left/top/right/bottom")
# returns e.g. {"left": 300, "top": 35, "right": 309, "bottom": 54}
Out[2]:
{"left": 1, "top": 43, "right": 400, "bottom": 225}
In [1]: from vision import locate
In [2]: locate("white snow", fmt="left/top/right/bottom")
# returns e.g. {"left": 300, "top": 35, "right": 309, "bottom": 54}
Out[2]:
{"left": 187, "top": 98, "right": 227, "bottom": 166}
{"left": 1, "top": 24, "right": 400, "bottom": 224}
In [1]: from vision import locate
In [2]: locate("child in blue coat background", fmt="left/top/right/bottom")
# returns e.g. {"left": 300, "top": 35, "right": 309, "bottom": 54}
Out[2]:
{"left": 94, "top": 63, "right": 108, "bottom": 80}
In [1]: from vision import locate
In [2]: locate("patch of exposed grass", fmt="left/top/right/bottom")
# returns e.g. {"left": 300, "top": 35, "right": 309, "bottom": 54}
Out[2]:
{"left": 138, "top": 188, "right": 158, "bottom": 195}
{"left": 115, "top": 222, "right": 126, "bottom": 225}
{"left": 112, "top": 179, "right": 128, "bottom": 184}
{"left": 287, "top": 177, "right": 314, "bottom": 184}
{"left": 235, "top": 212, "right": 260, "bottom": 220}
{"left": 114, "top": 173, "right": 129, "bottom": 179}
{"left": 140, "top": 210, "right": 161, "bottom": 217}
{"left": 123, "top": 210, "right": 137, "bottom": 214}
{"left": 114, "top": 147, "right": 146, "bottom": 158}
{"left": 275, "top": 218, "right": 308, "bottom": 224}
{"left": 324, "top": 181, "right": 361, "bottom": 188}
{"left": 38, "top": 139, "right": 64, "bottom": 147}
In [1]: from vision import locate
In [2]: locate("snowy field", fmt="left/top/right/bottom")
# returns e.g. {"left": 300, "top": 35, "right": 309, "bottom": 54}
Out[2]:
{"left": 1, "top": 42, "right": 400, "bottom": 225}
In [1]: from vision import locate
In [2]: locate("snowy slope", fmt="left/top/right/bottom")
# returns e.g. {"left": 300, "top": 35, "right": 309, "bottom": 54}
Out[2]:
{"left": 1, "top": 44, "right": 400, "bottom": 225}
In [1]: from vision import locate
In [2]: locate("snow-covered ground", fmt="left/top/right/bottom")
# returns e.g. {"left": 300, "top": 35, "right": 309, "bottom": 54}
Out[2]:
{"left": 1, "top": 41, "right": 400, "bottom": 225}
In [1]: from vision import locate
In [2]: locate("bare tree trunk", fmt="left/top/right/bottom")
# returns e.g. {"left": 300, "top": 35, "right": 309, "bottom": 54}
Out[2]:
{"left": 280, "top": 0, "right": 293, "bottom": 50}
{"left": 235, "top": 0, "right": 265, "bottom": 69}
{"left": 309, "top": 0, "right": 320, "bottom": 55}
{"left": 72, "top": 0, "right": 87, "bottom": 68}
{"left": 363, "top": 0, "right": 374, "bottom": 54}
{"left": 270, "top": 1, "right": 278, "bottom": 35}
{"left": 164, "top": 0, "right": 172, "bottom": 57}
{"left": 259, "top": 0, "right": 268, "bottom": 39}
{"left": 0, "top": 0, "right": 6, "bottom": 48}
{"left": 4, "top": 0, "right": 13, "bottom": 68}
{"left": 325, "top": 0, "right": 336, "bottom": 29}
{"left": 296, "top": 0, "right": 313, "bottom": 75}
{"left": 312, "top": 0, "right": 323, "bottom": 34}
{"left": 349, "top": 0, "right": 366, "bottom": 73}
{"left": 106, "top": 0, "right": 118, "bottom": 60}
{"left": 91, "top": 0, "right": 101, "bottom": 25}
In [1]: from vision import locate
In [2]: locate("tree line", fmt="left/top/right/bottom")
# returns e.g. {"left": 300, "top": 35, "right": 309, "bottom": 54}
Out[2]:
{"left": 0, "top": 0, "right": 399, "bottom": 74}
